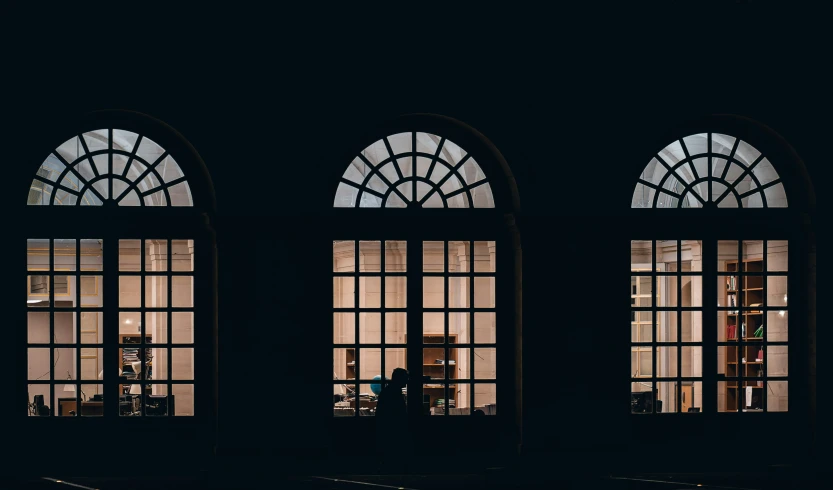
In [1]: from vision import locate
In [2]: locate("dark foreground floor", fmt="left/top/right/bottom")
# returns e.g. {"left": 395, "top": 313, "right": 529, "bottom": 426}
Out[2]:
{"left": 10, "top": 467, "right": 828, "bottom": 490}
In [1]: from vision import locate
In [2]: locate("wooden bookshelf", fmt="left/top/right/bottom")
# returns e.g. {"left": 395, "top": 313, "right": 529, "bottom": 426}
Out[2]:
{"left": 724, "top": 259, "right": 765, "bottom": 411}
{"left": 423, "top": 334, "right": 457, "bottom": 412}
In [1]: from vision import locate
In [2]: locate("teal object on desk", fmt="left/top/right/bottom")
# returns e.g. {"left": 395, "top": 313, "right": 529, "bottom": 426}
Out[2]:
{"left": 370, "top": 375, "right": 388, "bottom": 395}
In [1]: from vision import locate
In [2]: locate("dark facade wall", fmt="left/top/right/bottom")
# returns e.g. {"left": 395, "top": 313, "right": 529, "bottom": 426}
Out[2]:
{"left": 3, "top": 11, "right": 830, "bottom": 468}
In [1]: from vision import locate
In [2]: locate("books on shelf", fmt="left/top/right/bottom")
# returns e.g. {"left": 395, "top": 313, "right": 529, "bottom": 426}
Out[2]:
{"left": 727, "top": 277, "right": 737, "bottom": 290}
{"left": 726, "top": 325, "right": 737, "bottom": 339}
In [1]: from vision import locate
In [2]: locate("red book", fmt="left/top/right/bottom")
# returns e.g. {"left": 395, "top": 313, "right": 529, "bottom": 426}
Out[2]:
{"left": 757, "top": 349, "right": 763, "bottom": 362}
{"left": 727, "top": 325, "right": 737, "bottom": 339}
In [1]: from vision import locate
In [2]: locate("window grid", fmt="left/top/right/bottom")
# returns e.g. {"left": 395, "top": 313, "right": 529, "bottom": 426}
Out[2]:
{"left": 28, "top": 128, "right": 193, "bottom": 207}
{"left": 632, "top": 133, "right": 788, "bottom": 208}
{"left": 27, "top": 239, "right": 104, "bottom": 417}
{"left": 334, "top": 132, "right": 495, "bottom": 208}
{"left": 631, "top": 240, "right": 704, "bottom": 413}
{"left": 333, "top": 240, "right": 408, "bottom": 417}
{"left": 423, "top": 241, "right": 497, "bottom": 416}
{"left": 118, "top": 239, "right": 195, "bottom": 417}
{"left": 718, "top": 240, "right": 788, "bottom": 413}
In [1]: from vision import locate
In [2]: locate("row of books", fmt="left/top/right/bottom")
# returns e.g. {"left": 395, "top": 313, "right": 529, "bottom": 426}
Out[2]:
{"left": 726, "top": 324, "right": 764, "bottom": 339}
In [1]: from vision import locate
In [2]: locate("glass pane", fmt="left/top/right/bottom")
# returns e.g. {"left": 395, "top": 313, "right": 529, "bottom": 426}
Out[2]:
{"left": 767, "top": 276, "right": 787, "bottom": 307}
{"left": 718, "top": 343, "right": 736, "bottom": 377}
{"left": 474, "top": 348, "right": 496, "bottom": 380}
{"left": 28, "top": 348, "right": 51, "bottom": 381}
{"left": 79, "top": 276, "right": 103, "bottom": 308}
{"left": 27, "top": 312, "right": 50, "bottom": 344}
{"left": 423, "top": 312, "right": 444, "bottom": 337}
{"left": 767, "top": 240, "right": 788, "bottom": 271}
{"left": 449, "top": 312, "right": 470, "bottom": 344}
{"left": 657, "top": 381, "right": 677, "bottom": 413}
{"left": 385, "top": 276, "right": 406, "bottom": 308}
{"left": 767, "top": 346, "right": 788, "bottom": 376}
{"left": 172, "top": 384, "right": 194, "bottom": 416}
{"left": 28, "top": 239, "right": 49, "bottom": 271}
{"left": 656, "top": 310, "right": 677, "bottom": 342}
{"left": 474, "top": 312, "right": 495, "bottom": 344}
{"left": 333, "top": 240, "right": 355, "bottom": 272}
{"left": 334, "top": 313, "right": 355, "bottom": 344}
{"left": 474, "top": 277, "right": 494, "bottom": 308}
{"left": 631, "top": 381, "right": 654, "bottom": 413}
{"left": 656, "top": 346, "right": 677, "bottom": 378}
{"left": 384, "top": 241, "right": 406, "bottom": 273}
{"left": 359, "top": 277, "right": 381, "bottom": 308}
{"left": 359, "top": 241, "right": 381, "bottom": 273}
{"left": 334, "top": 348, "right": 356, "bottom": 387}
{"left": 448, "top": 241, "right": 470, "bottom": 272}
{"left": 54, "top": 239, "right": 76, "bottom": 271}
{"left": 473, "top": 241, "right": 495, "bottom": 272}
{"left": 145, "top": 384, "right": 171, "bottom": 416}
{"left": 449, "top": 383, "right": 471, "bottom": 415}
{"left": 681, "top": 310, "right": 703, "bottom": 342}
{"left": 719, "top": 381, "right": 739, "bottom": 412}
{"left": 449, "top": 277, "right": 470, "bottom": 308}
{"left": 358, "top": 348, "right": 381, "bottom": 380}
{"left": 682, "top": 346, "right": 702, "bottom": 377}
{"left": 145, "top": 276, "right": 168, "bottom": 307}
{"left": 119, "top": 312, "right": 141, "bottom": 337}
{"left": 718, "top": 240, "right": 740, "bottom": 270}
{"left": 145, "top": 239, "right": 168, "bottom": 272}
{"left": 767, "top": 310, "right": 788, "bottom": 341}
{"left": 333, "top": 277, "right": 354, "bottom": 308}
{"left": 384, "top": 348, "right": 407, "bottom": 378}
{"left": 171, "top": 312, "right": 192, "bottom": 344}
{"left": 119, "top": 239, "right": 141, "bottom": 271}
{"left": 359, "top": 312, "right": 381, "bottom": 344}
{"left": 424, "top": 384, "right": 453, "bottom": 415}
{"left": 681, "top": 275, "right": 702, "bottom": 307}
{"left": 423, "top": 277, "right": 444, "bottom": 308}
{"left": 423, "top": 241, "right": 444, "bottom": 272}
{"left": 54, "top": 312, "right": 75, "bottom": 344}
{"left": 172, "top": 276, "right": 193, "bottom": 307}
{"left": 682, "top": 381, "right": 702, "bottom": 413}
{"left": 172, "top": 348, "right": 194, "bottom": 380}
{"left": 148, "top": 312, "right": 168, "bottom": 345}
{"left": 474, "top": 383, "right": 496, "bottom": 415}
{"left": 29, "top": 385, "right": 52, "bottom": 416}
{"left": 384, "top": 312, "right": 406, "bottom": 344}
{"left": 119, "top": 276, "right": 140, "bottom": 307}
{"left": 767, "top": 381, "right": 788, "bottom": 412}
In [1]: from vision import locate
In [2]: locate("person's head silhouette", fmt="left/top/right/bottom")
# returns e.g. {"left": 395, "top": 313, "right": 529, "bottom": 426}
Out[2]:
{"left": 391, "top": 368, "right": 409, "bottom": 388}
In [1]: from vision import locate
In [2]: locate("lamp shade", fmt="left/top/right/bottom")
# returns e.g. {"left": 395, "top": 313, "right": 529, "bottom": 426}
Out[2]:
{"left": 63, "top": 384, "right": 76, "bottom": 393}
{"left": 129, "top": 384, "right": 142, "bottom": 395}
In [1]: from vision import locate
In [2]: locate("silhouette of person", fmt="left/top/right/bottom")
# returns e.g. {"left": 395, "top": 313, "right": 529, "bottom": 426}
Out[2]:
{"left": 375, "top": 367, "right": 409, "bottom": 473}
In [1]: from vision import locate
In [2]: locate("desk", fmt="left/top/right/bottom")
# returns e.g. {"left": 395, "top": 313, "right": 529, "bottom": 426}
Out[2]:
{"left": 58, "top": 400, "right": 103, "bottom": 416}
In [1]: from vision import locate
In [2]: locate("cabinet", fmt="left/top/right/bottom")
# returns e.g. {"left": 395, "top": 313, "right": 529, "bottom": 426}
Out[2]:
{"left": 724, "top": 259, "right": 765, "bottom": 411}
{"left": 423, "top": 334, "right": 457, "bottom": 412}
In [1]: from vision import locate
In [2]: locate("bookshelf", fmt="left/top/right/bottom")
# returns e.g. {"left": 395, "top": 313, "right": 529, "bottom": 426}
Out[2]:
{"left": 724, "top": 259, "right": 765, "bottom": 411}
{"left": 119, "top": 334, "right": 153, "bottom": 397}
{"left": 423, "top": 334, "right": 457, "bottom": 413}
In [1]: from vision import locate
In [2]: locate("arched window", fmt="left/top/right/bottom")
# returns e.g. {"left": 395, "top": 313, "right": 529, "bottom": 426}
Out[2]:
{"left": 330, "top": 116, "right": 519, "bottom": 432}
{"left": 25, "top": 114, "right": 216, "bottom": 427}
{"left": 334, "top": 132, "right": 495, "bottom": 208}
{"left": 629, "top": 127, "right": 803, "bottom": 417}
{"left": 632, "top": 133, "right": 788, "bottom": 208}
{"left": 28, "top": 129, "right": 193, "bottom": 207}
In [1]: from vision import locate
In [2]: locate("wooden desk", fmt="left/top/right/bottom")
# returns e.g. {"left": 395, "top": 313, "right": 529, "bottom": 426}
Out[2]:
{"left": 58, "top": 400, "right": 104, "bottom": 416}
